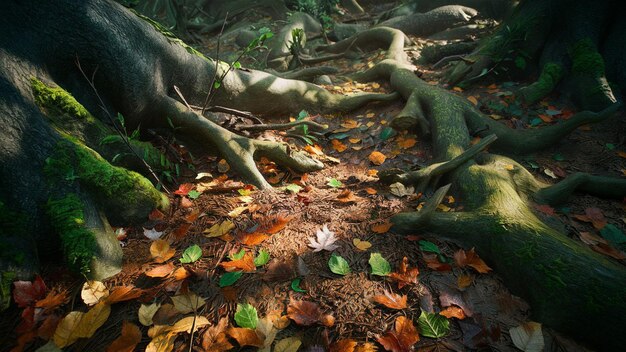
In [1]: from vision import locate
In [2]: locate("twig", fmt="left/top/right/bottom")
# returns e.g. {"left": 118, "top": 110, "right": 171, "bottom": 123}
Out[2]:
{"left": 174, "top": 85, "right": 192, "bottom": 111}
{"left": 75, "top": 56, "right": 170, "bottom": 194}
{"left": 234, "top": 120, "right": 327, "bottom": 132}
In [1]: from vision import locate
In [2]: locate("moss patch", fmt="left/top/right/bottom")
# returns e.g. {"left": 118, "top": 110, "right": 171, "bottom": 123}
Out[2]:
{"left": 31, "top": 78, "right": 94, "bottom": 122}
{"left": 569, "top": 39, "right": 605, "bottom": 77}
{"left": 46, "top": 194, "right": 96, "bottom": 274}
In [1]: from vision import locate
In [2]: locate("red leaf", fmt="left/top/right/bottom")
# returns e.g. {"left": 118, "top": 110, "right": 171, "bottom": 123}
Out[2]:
{"left": 13, "top": 276, "right": 46, "bottom": 308}
{"left": 535, "top": 204, "right": 555, "bottom": 216}
{"left": 388, "top": 257, "right": 419, "bottom": 289}
{"left": 377, "top": 316, "right": 419, "bottom": 352}
{"left": 174, "top": 183, "right": 194, "bottom": 196}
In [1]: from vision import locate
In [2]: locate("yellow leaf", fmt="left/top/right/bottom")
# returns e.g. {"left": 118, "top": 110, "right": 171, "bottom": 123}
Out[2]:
{"left": 353, "top": 238, "right": 372, "bottom": 251}
{"left": 366, "top": 112, "right": 375, "bottom": 118}
{"left": 171, "top": 292, "right": 205, "bottom": 314}
{"left": 150, "top": 240, "right": 175, "bottom": 263}
{"left": 146, "top": 331, "right": 176, "bottom": 352}
{"left": 228, "top": 206, "right": 248, "bottom": 218}
{"left": 371, "top": 82, "right": 380, "bottom": 89}
{"left": 437, "top": 204, "right": 451, "bottom": 212}
{"left": 340, "top": 120, "right": 359, "bottom": 129}
{"left": 453, "top": 86, "right": 463, "bottom": 92}
{"left": 348, "top": 138, "right": 361, "bottom": 144}
{"left": 204, "top": 220, "right": 235, "bottom": 238}
{"left": 170, "top": 316, "right": 210, "bottom": 334}
{"left": 78, "top": 301, "right": 111, "bottom": 338}
{"left": 368, "top": 151, "right": 386, "bottom": 165}
{"left": 397, "top": 138, "right": 416, "bottom": 149}
{"left": 139, "top": 302, "right": 161, "bottom": 326}
{"left": 54, "top": 302, "right": 111, "bottom": 348}
{"left": 467, "top": 96, "right": 478, "bottom": 105}
{"left": 366, "top": 122, "right": 375, "bottom": 127}
{"left": 81, "top": 280, "right": 109, "bottom": 306}
{"left": 274, "top": 336, "right": 302, "bottom": 352}
{"left": 509, "top": 322, "right": 544, "bottom": 352}
{"left": 367, "top": 169, "right": 378, "bottom": 177}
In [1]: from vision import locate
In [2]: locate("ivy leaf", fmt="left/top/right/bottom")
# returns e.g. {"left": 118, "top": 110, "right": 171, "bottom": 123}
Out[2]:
{"left": 417, "top": 311, "right": 450, "bottom": 338}
{"left": 180, "top": 244, "right": 202, "bottom": 263}
{"left": 328, "top": 253, "right": 350, "bottom": 275}
{"left": 254, "top": 249, "right": 270, "bottom": 267}
{"left": 291, "top": 278, "right": 307, "bottom": 292}
{"left": 327, "top": 178, "right": 343, "bottom": 188}
{"left": 368, "top": 253, "right": 391, "bottom": 276}
{"left": 219, "top": 271, "right": 243, "bottom": 287}
{"left": 234, "top": 303, "right": 258, "bottom": 329}
{"left": 419, "top": 240, "right": 441, "bottom": 254}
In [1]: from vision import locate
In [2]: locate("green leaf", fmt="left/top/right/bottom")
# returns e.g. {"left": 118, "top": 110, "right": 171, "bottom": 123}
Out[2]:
{"left": 116, "top": 112, "right": 125, "bottom": 127}
{"left": 254, "top": 249, "right": 270, "bottom": 267}
{"left": 606, "top": 143, "right": 615, "bottom": 150}
{"left": 553, "top": 153, "right": 565, "bottom": 161}
{"left": 379, "top": 127, "right": 395, "bottom": 141}
{"left": 286, "top": 184, "right": 302, "bottom": 193}
{"left": 187, "top": 190, "right": 201, "bottom": 199}
{"left": 291, "top": 278, "right": 307, "bottom": 292}
{"left": 600, "top": 224, "right": 626, "bottom": 245}
{"left": 419, "top": 240, "right": 441, "bottom": 255}
{"left": 180, "top": 244, "right": 202, "bottom": 263}
{"left": 100, "top": 135, "right": 122, "bottom": 145}
{"left": 515, "top": 56, "right": 526, "bottom": 69}
{"left": 232, "top": 61, "right": 241, "bottom": 69}
{"left": 234, "top": 303, "right": 258, "bottom": 329}
{"left": 327, "top": 178, "right": 343, "bottom": 188}
{"left": 368, "top": 253, "right": 391, "bottom": 276}
{"left": 229, "top": 249, "right": 246, "bottom": 260}
{"left": 328, "top": 253, "right": 350, "bottom": 276}
{"left": 418, "top": 311, "right": 450, "bottom": 338}
{"left": 219, "top": 271, "right": 242, "bottom": 287}
{"left": 297, "top": 110, "right": 308, "bottom": 120}
{"left": 213, "top": 81, "right": 221, "bottom": 89}
{"left": 530, "top": 118, "right": 542, "bottom": 127}
{"left": 329, "top": 132, "right": 350, "bottom": 140}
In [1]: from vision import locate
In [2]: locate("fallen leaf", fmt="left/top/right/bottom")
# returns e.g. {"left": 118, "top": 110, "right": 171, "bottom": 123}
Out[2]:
{"left": 418, "top": 310, "right": 449, "bottom": 338}
{"left": 201, "top": 317, "right": 233, "bottom": 351}
{"left": 336, "top": 190, "right": 359, "bottom": 203}
{"left": 534, "top": 204, "right": 555, "bottom": 216}
{"left": 287, "top": 299, "right": 328, "bottom": 326}
{"left": 13, "top": 276, "right": 47, "bottom": 308}
{"left": 172, "top": 223, "right": 191, "bottom": 240}
{"left": 457, "top": 274, "right": 473, "bottom": 289}
{"left": 371, "top": 220, "right": 392, "bottom": 234}
{"left": 389, "top": 182, "right": 414, "bottom": 197}
{"left": 510, "top": 322, "right": 544, "bottom": 352}
{"left": 454, "top": 248, "right": 492, "bottom": 273}
{"left": 227, "top": 327, "right": 264, "bottom": 347}
{"left": 235, "top": 303, "right": 258, "bottom": 329}
{"left": 369, "top": 151, "right": 386, "bottom": 165}
{"left": 152, "top": 304, "right": 181, "bottom": 325}
{"left": 241, "top": 232, "right": 271, "bottom": 246}
{"left": 106, "top": 286, "right": 142, "bottom": 304}
{"left": 422, "top": 253, "right": 452, "bottom": 272}
{"left": 353, "top": 238, "right": 372, "bottom": 251}
{"left": 173, "top": 183, "right": 193, "bottom": 196}
{"left": 369, "top": 252, "right": 391, "bottom": 276}
{"left": 389, "top": 257, "right": 419, "bottom": 289}
{"left": 341, "top": 120, "right": 360, "bottom": 129}
{"left": 304, "top": 144, "right": 324, "bottom": 156}
{"left": 265, "top": 215, "right": 292, "bottom": 234}
{"left": 217, "top": 159, "right": 230, "bottom": 173}
{"left": 149, "top": 209, "right": 165, "bottom": 221}
{"left": 220, "top": 252, "right": 256, "bottom": 272}
{"left": 332, "top": 139, "right": 348, "bottom": 152}
{"left": 171, "top": 291, "right": 204, "bottom": 314}
{"left": 274, "top": 336, "right": 302, "bottom": 352}
{"left": 179, "top": 244, "right": 202, "bottom": 264}
{"left": 331, "top": 339, "right": 358, "bottom": 352}
{"left": 439, "top": 306, "right": 466, "bottom": 320}
{"left": 138, "top": 302, "right": 161, "bottom": 326}
{"left": 35, "top": 291, "right": 68, "bottom": 310}
{"left": 308, "top": 224, "right": 340, "bottom": 252}
{"left": 172, "top": 267, "right": 191, "bottom": 280}
{"left": 53, "top": 301, "right": 111, "bottom": 348}
{"left": 372, "top": 291, "right": 407, "bottom": 310}
{"left": 573, "top": 207, "right": 607, "bottom": 230}
{"left": 204, "top": 220, "right": 235, "bottom": 237}
{"left": 377, "top": 316, "right": 419, "bottom": 352}
{"left": 106, "top": 321, "right": 141, "bottom": 352}
{"left": 150, "top": 240, "right": 175, "bottom": 263}
{"left": 397, "top": 138, "right": 416, "bottom": 149}
{"left": 328, "top": 253, "right": 351, "bottom": 275}
{"left": 81, "top": 281, "right": 109, "bottom": 306}
{"left": 145, "top": 263, "right": 175, "bottom": 278}
{"left": 364, "top": 187, "right": 377, "bottom": 195}
{"left": 355, "top": 342, "right": 378, "bottom": 352}
{"left": 143, "top": 227, "right": 164, "bottom": 240}
{"left": 467, "top": 96, "right": 478, "bottom": 105}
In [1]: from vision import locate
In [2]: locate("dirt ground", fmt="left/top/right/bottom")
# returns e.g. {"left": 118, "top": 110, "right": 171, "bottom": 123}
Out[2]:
{"left": 2, "top": 1, "right": 625, "bottom": 351}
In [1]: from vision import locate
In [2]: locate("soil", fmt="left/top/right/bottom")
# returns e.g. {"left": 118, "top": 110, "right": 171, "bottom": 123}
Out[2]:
{"left": 2, "top": 1, "right": 625, "bottom": 351}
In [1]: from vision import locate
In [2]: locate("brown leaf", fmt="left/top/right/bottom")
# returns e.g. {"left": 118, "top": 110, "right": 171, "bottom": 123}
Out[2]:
{"left": 368, "top": 151, "right": 386, "bottom": 165}
{"left": 377, "top": 316, "right": 419, "bottom": 352}
{"left": 172, "top": 223, "right": 192, "bottom": 240}
{"left": 331, "top": 339, "right": 357, "bottom": 352}
{"left": 226, "top": 327, "right": 264, "bottom": 347}
{"left": 150, "top": 240, "right": 176, "bottom": 263}
{"left": 388, "top": 257, "right": 419, "bottom": 289}
{"left": 423, "top": 253, "right": 452, "bottom": 271}
{"left": 145, "top": 263, "right": 175, "bottom": 278}
{"left": 454, "top": 248, "right": 492, "bottom": 273}
{"left": 149, "top": 208, "right": 165, "bottom": 221}
{"left": 287, "top": 299, "right": 325, "bottom": 326}
{"left": 37, "top": 314, "right": 61, "bottom": 340}
{"left": 263, "top": 260, "right": 295, "bottom": 282}
{"left": 371, "top": 220, "right": 392, "bottom": 234}
{"left": 355, "top": 342, "right": 378, "bottom": 352}
{"left": 320, "top": 314, "right": 335, "bottom": 327}
{"left": 106, "top": 321, "right": 141, "bottom": 352}
{"left": 172, "top": 267, "right": 191, "bottom": 281}
{"left": 364, "top": 187, "right": 377, "bottom": 195}
{"left": 457, "top": 274, "right": 473, "bottom": 289}
{"left": 265, "top": 215, "right": 293, "bottom": 234}
{"left": 220, "top": 252, "right": 256, "bottom": 272}
{"left": 106, "top": 286, "right": 143, "bottom": 304}
{"left": 201, "top": 317, "right": 233, "bottom": 351}
{"left": 577, "top": 207, "right": 607, "bottom": 230}
{"left": 439, "top": 305, "right": 466, "bottom": 320}
{"left": 331, "top": 139, "right": 348, "bottom": 153}
{"left": 152, "top": 304, "right": 180, "bottom": 325}
{"left": 397, "top": 138, "right": 416, "bottom": 149}
{"left": 335, "top": 190, "right": 359, "bottom": 203}
{"left": 240, "top": 232, "right": 271, "bottom": 246}
{"left": 372, "top": 291, "right": 407, "bottom": 310}
{"left": 35, "top": 291, "right": 68, "bottom": 310}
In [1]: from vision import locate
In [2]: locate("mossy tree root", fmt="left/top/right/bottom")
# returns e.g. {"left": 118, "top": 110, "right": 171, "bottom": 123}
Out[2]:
{"left": 266, "top": 12, "right": 322, "bottom": 70}
{"left": 377, "top": 5, "right": 478, "bottom": 37}
{"left": 316, "top": 27, "right": 413, "bottom": 64}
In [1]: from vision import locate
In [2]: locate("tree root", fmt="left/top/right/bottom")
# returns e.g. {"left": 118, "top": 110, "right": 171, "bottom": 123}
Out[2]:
{"left": 316, "top": 27, "right": 413, "bottom": 64}
{"left": 272, "top": 66, "right": 339, "bottom": 82}
{"left": 377, "top": 5, "right": 478, "bottom": 37}
{"left": 235, "top": 120, "right": 326, "bottom": 133}
{"left": 535, "top": 173, "right": 626, "bottom": 206}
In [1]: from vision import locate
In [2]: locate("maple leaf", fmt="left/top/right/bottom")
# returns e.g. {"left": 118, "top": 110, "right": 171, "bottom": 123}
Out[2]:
{"left": 150, "top": 239, "right": 176, "bottom": 263}
{"left": 220, "top": 252, "right": 256, "bottom": 272}
{"left": 143, "top": 227, "right": 163, "bottom": 240}
{"left": 287, "top": 299, "right": 333, "bottom": 327}
{"left": 454, "top": 248, "right": 492, "bottom": 273}
{"left": 377, "top": 316, "right": 419, "bottom": 352}
{"left": 13, "top": 275, "right": 47, "bottom": 308}
{"left": 372, "top": 291, "right": 408, "bottom": 310}
{"left": 308, "top": 225, "right": 339, "bottom": 252}
{"left": 173, "top": 183, "right": 194, "bottom": 196}
{"left": 388, "top": 257, "right": 419, "bottom": 289}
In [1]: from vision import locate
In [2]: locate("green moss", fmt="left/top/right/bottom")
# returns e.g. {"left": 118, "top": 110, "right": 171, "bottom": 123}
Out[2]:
{"left": 0, "top": 271, "right": 16, "bottom": 311}
{"left": 31, "top": 78, "right": 94, "bottom": 122}
{"left": 569, "top": 39, "right": 605, "bottom": 77}
{"left": 520, "top": 62, "right": 564, "bottom": 104}
{"left": 46, "top": 194, "right": 96, "bottom": 274}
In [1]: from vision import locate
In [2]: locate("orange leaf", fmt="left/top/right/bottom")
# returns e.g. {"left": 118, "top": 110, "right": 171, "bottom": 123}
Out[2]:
{"left": 265, "top": 215, "right": 292, "bottom": 234}
{"left": 454, "top": 248, "right": 492, "bottom": 273}
{"left": 218, "top": 159, "right": 230, "bottom": 173}
{"left": 332, "top": 139, "right": 348, "bottom": 153}
{"left": 372, "top": 291, "right": 407, "bottom": 310}
{"left": 106, "top": 286, "right": 143, "bottom": 304}
{"left": 340, "top": 120, "right": 359, "bottom": 129}
{"left": 538, "top": 114, "right": 553, "bottom": 123}
{"left": 371, "top": 220, "right": 392, "bottom": 234}
{"left": 37, "top": 315, "right": 61, "bottom": 340}
{"left": 287, "top": 299, "right": 325, "bottom": 326}
{"left": 574, "top": 207, "right": 607, "bottom": 230}
{"left": 201, "top": 317, "right": 233, "bottom": 351}
{"left": 320, "top": 314, "right": 335, "bottom": 327}
{"left": 304, "top": 144, "right": 324, "bottom": 156}
{"left": 368, "top": 151, "right": 386, "bottom": 165}
{"left": 377, "top": 316, "right": 419, "bottom": 352}
{"left": 439, "top": 305, "right": 466, "bottom": 320}
{"left": 149, "top": 208, "right": 165, "bottom": 221}
{"left": 150, "top": 240, "right": 176, "bottom": 263}
{"left": 106, "top": 321, "right": 141, "bottom": 352}
{"left": 457, "top": 274, "right": 473, "bottom": 289}
{"left": 367, "top": 169, "right": 378, "bottom": 177}
{"left": 35, "top": 291, "right": 68, "bottom": 310}
{"left": 185, "top": 210, "right": 201, "bottom": 223}
{"left": 355, "top": 342, "right": 378, "bottom": 352}
{"left": 173, "top": 183, "right": 193, "bottom": 196}
{"left": 364, "top": 187, "right": 377, "bottom": 195}
{"left": 220, "top": 253, "right": 256, "bottom": 272}
{"left": 618, "top": 151, "right": 626, "bottom": 158}
{"left": 173, "top": 223, "right": 192, "bottom": 240}
{"left": 388, "top": 257, "right": 419, "bottom": 289}
{"left": 331, "top": 339, "right": 357, "bottom": 352}
{"left": 226, "top": 327, "right": 264, "bottom": 347}
{"left": 172, "top": 267, "right": 191, "bottom": 281}
{"left": 240, "top": 232, "right": 271, "bottom": 246}
{"left": 336, "top": 190, "right": 359, "bottom": 203}
{"left": 397, "top": 138, "right": 416, "bottom": 149}
{"left": 145, "top": 263, "right": 175, "bottom": 278}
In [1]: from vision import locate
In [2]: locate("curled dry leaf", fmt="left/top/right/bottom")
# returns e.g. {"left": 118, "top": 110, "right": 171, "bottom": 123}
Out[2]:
{"left": 372, "top": 291, "right": 408, "bottom": 310}
{"left": 81, "top": 281, "right": 109, "bottom": 306}
{"left": 106, "top": 286, "right": 142, "bottom": 304}
{"left": 377, "top": 316, "right": 419, "bottom": 352}
{"left": 265, "top": 215, "right": 292, "bottom": 234}
{"left": 35, "top": 290, "right": 68, "bottom": 310}
{"left": 439, "top": 305, "right": 466, "bottom": 320}
{"left": 368, "top": 151, "right": 386, "bottom": 165}
{"left": 145, "top": 263, "right": 175, "bottom": 278}
{"left": 149, "top": 240, "right": 176, "bottom": 263}
{"left": 240, "top": 232, "right": 271, "bottom": 246}
{"left": 287, "top": 299, "right": 333, "bottom": 327}
{"left": 226, "top": 327, "right": 264, "bottom": 347}
{"left": 138, "top": 302, "right": 161, "bottom": 326}
{"left": 389, "top": 257, "right": 419, "bottom": 289}
{"left": 422, "top": 253, "right": 452, "bottom": 272}
{"left": 454, "top": 248, "right": 492, "bottom": 273}
{"left": 201, "top": 317, "right": 233, "bottom": 352}
{"left": 308, "top": 224, "right": 339, "bottom": 252}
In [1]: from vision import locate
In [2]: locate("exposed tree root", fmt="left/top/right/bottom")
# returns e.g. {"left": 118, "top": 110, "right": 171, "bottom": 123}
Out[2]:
{"left": 377, "top": 5, "right": 478, "bottom": 37}
{"left": 317, "top": 27, "right": 413, "bottom": 64}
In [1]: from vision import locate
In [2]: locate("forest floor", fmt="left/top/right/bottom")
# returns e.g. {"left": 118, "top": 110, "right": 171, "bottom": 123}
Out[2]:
{"left": 3, "top": 2, "right": 626, "bottom": 352}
